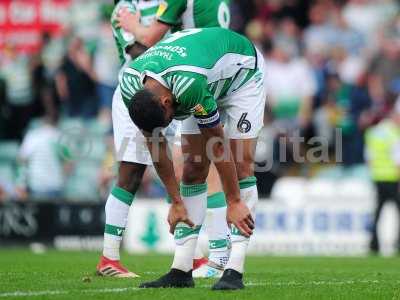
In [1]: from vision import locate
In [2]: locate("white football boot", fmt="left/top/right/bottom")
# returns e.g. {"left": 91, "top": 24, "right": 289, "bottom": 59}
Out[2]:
{"left": 192, "top": 261, "right": 224, "bottom": 278}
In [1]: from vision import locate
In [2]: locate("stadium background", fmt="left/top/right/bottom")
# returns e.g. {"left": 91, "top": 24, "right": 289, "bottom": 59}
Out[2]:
{"left": 0, "top": 0, "right": 400, "bottom": 257}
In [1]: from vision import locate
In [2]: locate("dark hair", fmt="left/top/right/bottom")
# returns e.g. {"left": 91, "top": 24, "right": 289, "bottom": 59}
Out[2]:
{"left": 128, "top": 89, "right": 169, "bottom": 132}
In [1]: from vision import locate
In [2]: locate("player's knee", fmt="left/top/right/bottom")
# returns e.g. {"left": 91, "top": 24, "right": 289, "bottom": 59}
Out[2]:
{"left": 231, "top": 226, "right": 251, "bottom": 243}
{"left": 117, "top": 175, "right": 142, "bottom": 194}
{"left": 231, "top": 233, "right": 249, "bottom": 243}
{"left": 235, "top": 161, "right": 253, "bottom": 181}
{"left": 182, "top": 160, "right": 209, "bottom": 184}
{"left": 116, "top": 162, "right": 146, "bottom": 194}
{"left": 175, "top": 229, "right": 201, "bottom": 245}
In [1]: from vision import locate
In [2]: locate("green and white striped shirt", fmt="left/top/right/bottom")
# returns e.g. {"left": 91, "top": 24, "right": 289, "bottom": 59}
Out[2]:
{"left": 111, "top": 0, "right": 161, "bottom": 66}
{"left": 120, "top": 28, "right": 259, "bottom": 128}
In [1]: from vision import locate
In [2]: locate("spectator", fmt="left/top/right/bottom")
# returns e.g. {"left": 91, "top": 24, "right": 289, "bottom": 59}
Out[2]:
{"left": 17, "top": 113, "right": 69, "bottom": 199}
{"left": 31, "top": 34, "right": 60, "bottom": 123}
{"left": 274, "top": 17, "right": 301, "bottom": 57}
{"left": 263, "top": 36, "right": 317, "bottom": 171}
{"left": 41, "top": 33, "right": 66, "bottom": 79}
{"left": 0, "top": 44, "right": 35, "bottom": 140}
{"left": 0, "top": 77, "right": 10, "bottom": 140}
{"left": 319, "top": 67, "right": 371, "bottom": 166}
{"left": 68, "top": 0, "right": 102, "bottom": 42}
{"left": 343, "top": 0, "right": 399, "bottom": 52}
{"left": 264, "top": 38, "right": 317, "bottom": 131}
{"left": 368, "top": 28, "right": 400, "bottom": 109}
{"left": 303, "top": 1, "right": 337, "bottom": 55}
{"left": 331, "top": 7, "right": 365, "bottom": 56}
{"left": 93, "top": 16, "right": 119, "bottom": 124}
{"left": 364, "top": 98, "right": 400, "bottom": 253}
{"left": 55, "top": 36, "right": 98, "bottom": 118}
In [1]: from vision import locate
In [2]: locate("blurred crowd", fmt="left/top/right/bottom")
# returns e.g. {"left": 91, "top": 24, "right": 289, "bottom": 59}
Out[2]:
{"left": 240, "top": 0, "right": 400, "bottom": 194}
{"left": 0, "top": 0, "right": 399, "bottom": 202}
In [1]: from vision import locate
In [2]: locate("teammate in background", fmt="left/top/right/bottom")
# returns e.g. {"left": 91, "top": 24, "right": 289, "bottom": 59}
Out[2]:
{"left": 96, "top": 0, "right": 161, "bottom": 278}
{"left": 121, "top": 28, "right": 265, "bottom": 290}
{"left": 116, "top": 0, "right": 233, "bottom": 279}
{"left": 97, "top": 0, "right": 232, "bottom": 279}
{"left": 116, "top": 0, "right": 231, "bottom": 47}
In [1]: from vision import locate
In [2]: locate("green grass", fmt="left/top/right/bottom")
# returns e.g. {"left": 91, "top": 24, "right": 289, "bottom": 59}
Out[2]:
{"left": 0, "top": 249, "right": 400, "bottom": 299}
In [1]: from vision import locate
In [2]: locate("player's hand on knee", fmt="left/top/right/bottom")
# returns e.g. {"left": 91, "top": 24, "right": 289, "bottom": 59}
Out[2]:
{"left": 167, "top": 202, "right": 195, "bottom": 234}
{"left": 227, "top": 201, "right": 254, "bottom": 237}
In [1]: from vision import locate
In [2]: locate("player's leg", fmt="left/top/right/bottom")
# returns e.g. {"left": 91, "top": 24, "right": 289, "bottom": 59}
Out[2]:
{"left": 212, "top": 138, "right": 258, "bottom": 289}
{"left": 98, "top": 162, "right": 146, "bottom": 277}
{"left": 213, "top": 50, "right": 266, "bottom": 290}
{"left": 140, "top": 129, "right": 210, "bottom": 288}
{"left": 394, "top": 186, "right": 400, "bottom": 253}
{"left": 207, "top": 165, "right": 230, "bottom": 264}
{"left": 165, "top": 133, "right": 229, "bottom": 277}
{"left": 193, "top": 164, "right": 231, "bottom": 278}
{"left": 174, "top": 133, "right": 210, "bottom": 271}
{"left": 167, "top": 130, "right": 208, "bottom": 271}
{"left": 370, "top": 182, "right": 390, "bottom": 253}
{"left": 97, "top": 86, "right": 152, "bottom": 278}
{"left": 164, "top": 120, "right": 231, "bottom": 278}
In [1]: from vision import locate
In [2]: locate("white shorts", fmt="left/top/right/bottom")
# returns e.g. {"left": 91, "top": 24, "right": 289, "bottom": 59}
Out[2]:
{"left": 181, "top": 49, "right": 266, "bottom": 139}
{"left": 112, "top": 86, "right": 153, "bottom": 164}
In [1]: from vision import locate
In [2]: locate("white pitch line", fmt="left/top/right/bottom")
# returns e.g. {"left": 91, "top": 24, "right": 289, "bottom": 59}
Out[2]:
{"left": 263, "top": 280, "right": 381, "bottom": 287}
{"left": 0, "top": 290, "right": 67, "bottom": 298}
{"left": 0, "top": 280, "right": 385, "bottom": 298}
{"left": 83, "top": 287, "right": 141, "bottom": 293}
{"left": 0, "top": 287, "right": 142, "bottom": 298}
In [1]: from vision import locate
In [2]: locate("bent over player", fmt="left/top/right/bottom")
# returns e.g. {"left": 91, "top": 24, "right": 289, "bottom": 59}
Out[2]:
{"left": 121, "top": 28, "right": 266, "bottom": 290}
{"left": 116, "top": 0, "right": 234, "bottom": 278}
{"left": 97, "top": 0, "right": 234, "bottom": 279}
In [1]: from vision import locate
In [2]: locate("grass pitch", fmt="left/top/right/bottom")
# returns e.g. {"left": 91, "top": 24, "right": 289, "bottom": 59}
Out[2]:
{"left": 0, "top": 249, "right": 400, "bottom": 300}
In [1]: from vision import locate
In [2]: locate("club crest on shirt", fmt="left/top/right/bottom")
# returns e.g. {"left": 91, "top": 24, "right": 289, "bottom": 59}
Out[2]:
{"left": 191, "top": 104, "right": 207, "bottom": 116}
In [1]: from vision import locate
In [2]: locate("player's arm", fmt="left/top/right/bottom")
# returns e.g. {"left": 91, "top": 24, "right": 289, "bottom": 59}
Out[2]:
{"left": 177, "top": 75, "right": 254, "bottom": 236}
{"left": 116, "top": 10, "right": 170, "bottom": 47}
{"left": 143, "top": 130, "right": 180, "bottom": 203}
{"left": 142, "top": 130, "right": 194, "bottom": 233}
{"left": 198, "top": 118, "right": 254, "bottom": 237}
{"left": 116, "top": 0, "right": 186, "bottom": 47}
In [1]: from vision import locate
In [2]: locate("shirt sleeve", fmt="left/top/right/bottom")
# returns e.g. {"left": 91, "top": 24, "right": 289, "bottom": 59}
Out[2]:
{"left": 170, "top": 72, "right": 220, "bottom": 128}
{"left": 19, "top": 131, "right": 35, "bottom": 159}
{"left": 119, "top": 71, "right": 142, "bottom": 104}
{"left": 156, "top": 0, "right": 186, "bottom": 26}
